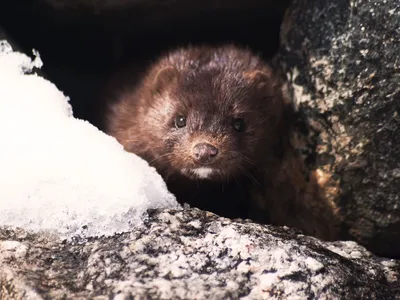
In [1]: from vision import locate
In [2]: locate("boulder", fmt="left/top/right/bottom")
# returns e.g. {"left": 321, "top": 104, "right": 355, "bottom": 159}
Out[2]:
{"left": 1, "top": 209, "right": 399, "bottom": 299}
{"left": 278, "top": 0, "right": 400, "bottom": 258}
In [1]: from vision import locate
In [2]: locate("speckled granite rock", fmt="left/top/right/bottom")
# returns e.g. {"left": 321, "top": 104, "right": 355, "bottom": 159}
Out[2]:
{"left": 278, "top": 0, "right": 400, "bottom": 258}
{"left": 1, "top": 209, "right": 399, "bottom": 299}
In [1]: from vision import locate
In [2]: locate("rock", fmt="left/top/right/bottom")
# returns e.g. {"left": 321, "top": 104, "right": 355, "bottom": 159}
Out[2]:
{"left": 278, "top": 0, "right": 400, "bottom": 258}
{"left": 0, "top": 209, "right": 399, "bottom": 299}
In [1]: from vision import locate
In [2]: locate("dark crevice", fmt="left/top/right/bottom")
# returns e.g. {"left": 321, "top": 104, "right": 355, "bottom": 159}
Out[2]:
{"left": 0, "top": 0, "right": 291, "bottom": 123}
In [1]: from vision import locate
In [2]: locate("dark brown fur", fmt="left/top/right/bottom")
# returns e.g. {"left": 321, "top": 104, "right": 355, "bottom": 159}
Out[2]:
{"left": 102, "top": 44, "right": 289, "bottom": 218}
{"left": 99, "top": 44, "right": 342, "bottom": 241}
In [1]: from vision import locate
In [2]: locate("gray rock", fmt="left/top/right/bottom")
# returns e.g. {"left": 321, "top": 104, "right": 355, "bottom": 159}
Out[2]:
{"left": 0, "top": 209, "right": 399, "bottom": 299}
{"left": 278, "top": 0, "right": 400, "bottom": 257}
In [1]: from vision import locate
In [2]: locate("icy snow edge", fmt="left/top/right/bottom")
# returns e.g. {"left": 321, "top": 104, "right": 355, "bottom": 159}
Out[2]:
{"left": 0, "top": 40, "right": 179, "bottom": 240}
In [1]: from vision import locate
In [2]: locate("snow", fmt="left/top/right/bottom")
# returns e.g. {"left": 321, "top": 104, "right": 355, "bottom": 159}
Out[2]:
{"left": 0, "top": 40, "right": 180, "bottom": 239}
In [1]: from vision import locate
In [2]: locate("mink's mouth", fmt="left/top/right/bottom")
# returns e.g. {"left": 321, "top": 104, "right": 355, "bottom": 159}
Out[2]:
{"left": 181, "top": 167, "right": 219, "bottom": 179}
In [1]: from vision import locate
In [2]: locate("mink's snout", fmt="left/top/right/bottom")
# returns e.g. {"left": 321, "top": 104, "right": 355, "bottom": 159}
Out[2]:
{"left": 192, "top": 143, "right": 219, "bottom": 164}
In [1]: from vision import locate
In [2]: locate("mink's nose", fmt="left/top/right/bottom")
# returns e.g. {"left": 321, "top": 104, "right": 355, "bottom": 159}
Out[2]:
{"left": 192, "top": 143, "right": 218, "bottom": 164}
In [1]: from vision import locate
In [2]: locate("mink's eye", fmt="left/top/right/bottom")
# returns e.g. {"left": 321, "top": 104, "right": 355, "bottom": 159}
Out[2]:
{"left": 232, "top": 118, "right": 246, "bottom": 132}
{"left": 174, "top": 115, "right": 187, "bottom": 128}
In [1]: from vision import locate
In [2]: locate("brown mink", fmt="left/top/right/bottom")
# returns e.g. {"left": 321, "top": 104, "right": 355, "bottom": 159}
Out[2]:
{"left": 101, "top": 44, "right": 289, "bottom": 219}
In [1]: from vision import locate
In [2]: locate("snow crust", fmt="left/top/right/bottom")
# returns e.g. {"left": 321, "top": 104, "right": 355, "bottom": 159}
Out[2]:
{"left": 0, "top": 40, "right": 179, "bottom": 239}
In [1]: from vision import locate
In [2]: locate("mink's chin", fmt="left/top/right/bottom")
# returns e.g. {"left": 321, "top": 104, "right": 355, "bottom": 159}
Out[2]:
{"left": 180, "top": 167, "right": 220, "bottom": 180}
{"left": 178, "top": 161, "right": 247, "bottom": 180}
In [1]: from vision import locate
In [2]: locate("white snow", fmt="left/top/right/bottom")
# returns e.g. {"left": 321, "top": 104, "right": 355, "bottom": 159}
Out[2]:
{"left": 0, "top": 40, "right": 180, "bottom": 239}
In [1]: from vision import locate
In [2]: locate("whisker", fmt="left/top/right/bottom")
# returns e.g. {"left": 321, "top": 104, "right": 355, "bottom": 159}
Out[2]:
{"left": 233, "top": 173, "right": 239, "bottom": 186}
{"left": 241, "top": 155, "right": 257, "bottom": 167}
{"left": 239, "top": 166, "right": 261, "bottom": 188}
{"left": 215, "top": 170, "right": 225, "bottom": 193}
{"left": 224, "top": 151, "right": 257, "bottom": 169}
{"left": 148, "top": 153, "right": 173, "bottom": 165}
{"left": 164, "top": 170, "right": 172, "bottom": 183}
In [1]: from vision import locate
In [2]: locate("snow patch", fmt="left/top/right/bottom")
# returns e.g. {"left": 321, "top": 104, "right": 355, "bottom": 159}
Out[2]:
{"left": 0, "top": 40, "right": 180, "bottom": 239}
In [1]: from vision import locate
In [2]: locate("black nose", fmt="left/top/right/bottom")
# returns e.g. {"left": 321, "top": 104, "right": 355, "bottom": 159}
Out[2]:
{"left": 192, "top": 143, "right": 218, "bottom": 164}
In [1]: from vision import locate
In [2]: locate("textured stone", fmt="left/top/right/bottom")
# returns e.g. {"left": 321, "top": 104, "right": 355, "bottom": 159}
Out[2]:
{"left": 278, "top": 0, "right": 400, "bottom": 258}
{"left": 0, "top": 209, "right": 399, "bottom": 299}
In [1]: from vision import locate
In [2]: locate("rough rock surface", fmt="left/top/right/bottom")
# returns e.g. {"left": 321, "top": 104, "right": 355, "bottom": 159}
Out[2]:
{"left": 0, "top": 209, "right": 399, "bottom": 299}
{"left": 278, "top": 0, "right": 400, "bottom": 258}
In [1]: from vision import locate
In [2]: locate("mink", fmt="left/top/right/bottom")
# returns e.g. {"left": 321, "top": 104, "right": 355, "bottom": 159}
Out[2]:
{"left": 98, "top": 44, "right": 341, "bottom": 241}
{"left": 101, "top": 44, "right": 290, "bottom": 220}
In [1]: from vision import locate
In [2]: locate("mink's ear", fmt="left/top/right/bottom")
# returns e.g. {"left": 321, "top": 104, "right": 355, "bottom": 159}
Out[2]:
{"left": 243, "top": 69, "right": 271, "bottom": 88}
{"left": 152, "top": 66, "right": 179, "bottom": 95}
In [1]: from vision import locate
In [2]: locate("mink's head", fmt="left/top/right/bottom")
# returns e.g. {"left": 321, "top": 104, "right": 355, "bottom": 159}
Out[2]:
{"left": 109, "top": 46, "right": 286, "bottom": 181}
